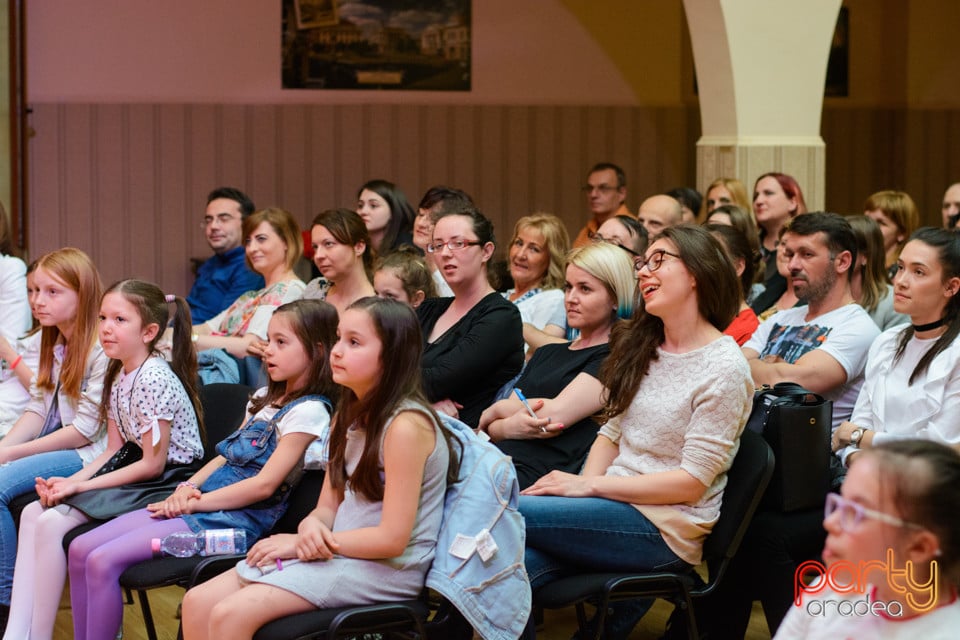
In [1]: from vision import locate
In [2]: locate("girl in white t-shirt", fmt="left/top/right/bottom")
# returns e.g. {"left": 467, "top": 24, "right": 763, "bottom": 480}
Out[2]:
{"left": 66, "top": 299, "right": 339, "bottom": 640}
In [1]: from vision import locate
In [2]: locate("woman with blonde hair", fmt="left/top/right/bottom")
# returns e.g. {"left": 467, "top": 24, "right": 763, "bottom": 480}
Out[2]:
{"left": 480, "top": 242, "right": 635, "bottom": 489}
{"left": 503, "top": 213, "right": 570, "bottom": 350}
{"left": 699, "top": 177, "right": 751, "bottom": 221}
{"left": 864, "top": 190, "right": 920, "bottom": 280}
{"left": 190, "top": 207, "right": 305, "bottom": 361}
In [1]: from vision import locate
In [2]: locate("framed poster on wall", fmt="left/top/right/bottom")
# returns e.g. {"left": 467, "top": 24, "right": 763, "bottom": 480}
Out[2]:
{"left": 282, "top": 0, "right": 472, "bottom": 91}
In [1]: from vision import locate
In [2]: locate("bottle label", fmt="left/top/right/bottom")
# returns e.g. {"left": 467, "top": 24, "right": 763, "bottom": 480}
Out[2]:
{"left": 204, "top": 529, "right": 237, "bottom": 556}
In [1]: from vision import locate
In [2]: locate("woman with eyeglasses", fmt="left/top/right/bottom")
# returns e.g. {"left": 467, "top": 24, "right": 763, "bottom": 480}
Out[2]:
{"left": 416, "top": 207, "right": 524, "bottom": 428}
{"left": 594, "top": 214, "right": 648, "bottom": 257}
{"left": 518, "top": 225, "right": 753, "bottom": 639}
{"left": 303, "top": 209, "right": 375, "bottom": 315}
{"left": 479, "top": 242, "right": 635, "bottom": 489}
{"left": 776, "top": 439, "right": 960, "bottom": 638}
{"left": 833, "top": 227, "right": 960, "bottom": 463}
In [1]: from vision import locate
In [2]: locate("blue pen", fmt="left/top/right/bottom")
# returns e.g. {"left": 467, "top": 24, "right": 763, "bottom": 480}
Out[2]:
{"left": 514, "top": 388, "right": 538, "bottom": 419}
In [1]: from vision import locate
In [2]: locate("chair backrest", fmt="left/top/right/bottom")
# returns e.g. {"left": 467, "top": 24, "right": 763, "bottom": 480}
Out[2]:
{"left": 702, "top": 429, "right": 775, "bottom": 578}
{"left": 271, "top": 469, "right": 325, "bottom": 534}
{"left": 199, "top": 383, "right": 253, "bottom": 464}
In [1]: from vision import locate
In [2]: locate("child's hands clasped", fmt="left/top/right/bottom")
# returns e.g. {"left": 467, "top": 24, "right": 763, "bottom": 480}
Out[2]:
{"left": 147, "top": 484, "right": 201, "bottom": 518}
{"left": 36, "top": 476, "right": 79, "bottom": 507}
{"left": 296, "top": 515, "right": 340, "bottom": 561}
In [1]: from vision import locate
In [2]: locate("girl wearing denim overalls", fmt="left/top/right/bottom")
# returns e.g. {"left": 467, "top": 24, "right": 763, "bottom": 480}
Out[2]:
{"left": 182, "top": 297, "right": 458, "bottom": 640}
{"left": 66, "top": 299, "right": 339, "bottom": 640}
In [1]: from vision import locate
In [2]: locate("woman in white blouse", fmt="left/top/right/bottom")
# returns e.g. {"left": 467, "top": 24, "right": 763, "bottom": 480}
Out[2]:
{"left": 834, "top": 227, "right": 960, "bottom": 463}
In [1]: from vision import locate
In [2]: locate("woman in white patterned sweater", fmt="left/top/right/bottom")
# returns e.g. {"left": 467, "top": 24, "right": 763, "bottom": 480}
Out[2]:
{"left": 519, "top": 225, "right": 754, "bottom": 639}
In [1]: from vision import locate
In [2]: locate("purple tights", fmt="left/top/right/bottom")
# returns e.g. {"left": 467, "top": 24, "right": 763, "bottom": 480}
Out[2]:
{"left": 67, "top": 508, "right": 191, "bottom": 640}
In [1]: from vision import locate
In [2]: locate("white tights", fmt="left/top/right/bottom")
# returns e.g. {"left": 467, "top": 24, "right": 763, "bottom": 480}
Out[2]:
{"left": 4, "top": 501, "right": 90, "bottom": 640}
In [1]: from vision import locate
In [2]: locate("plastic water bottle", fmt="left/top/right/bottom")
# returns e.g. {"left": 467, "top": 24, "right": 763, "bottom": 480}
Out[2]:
{"left": 151, "top": 528, "right": 247, "bottom": 558}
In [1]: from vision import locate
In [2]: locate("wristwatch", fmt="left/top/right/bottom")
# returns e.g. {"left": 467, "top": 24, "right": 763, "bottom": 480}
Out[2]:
{"left": 849, "top": 428, "right": 865, "bottom": 448}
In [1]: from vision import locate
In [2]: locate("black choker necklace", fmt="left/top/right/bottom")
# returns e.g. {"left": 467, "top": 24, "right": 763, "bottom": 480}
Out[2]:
{"left": 913, "top": 317, "right": 947, "bottom": 332}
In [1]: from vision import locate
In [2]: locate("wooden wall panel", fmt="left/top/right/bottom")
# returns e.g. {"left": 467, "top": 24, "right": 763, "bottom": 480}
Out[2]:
{"left": 33, "top": 102, "right": 957, "bottom": 298}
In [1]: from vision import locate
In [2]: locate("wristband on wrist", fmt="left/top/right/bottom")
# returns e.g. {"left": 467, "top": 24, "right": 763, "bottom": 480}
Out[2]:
{"left": 9, "top": 355, "right": 21, "bottom": 370}
{"left": 178, "top": 481, "right": 199, "bottom": 491}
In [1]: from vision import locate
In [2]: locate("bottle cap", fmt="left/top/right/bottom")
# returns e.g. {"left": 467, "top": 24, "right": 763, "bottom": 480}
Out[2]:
{"left": 151, "top": 538, "right": 161, "bottom": 556}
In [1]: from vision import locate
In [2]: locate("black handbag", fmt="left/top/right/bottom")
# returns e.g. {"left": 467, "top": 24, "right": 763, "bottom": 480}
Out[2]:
{"left": 89, "top": 440, "right": 143, "bottom": 478}
{"left": 746, "top": 382, "right": 832, "bottom": 513}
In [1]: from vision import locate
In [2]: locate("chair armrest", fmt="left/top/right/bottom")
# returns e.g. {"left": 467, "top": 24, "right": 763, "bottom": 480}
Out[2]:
{"left": 186, "top": 554, "right": 245, "bottom": 589}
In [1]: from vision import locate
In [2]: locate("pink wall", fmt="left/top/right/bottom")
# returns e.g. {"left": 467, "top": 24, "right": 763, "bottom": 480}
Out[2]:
{"left": 27, "top": 0, "right": 642, "bottom": 105}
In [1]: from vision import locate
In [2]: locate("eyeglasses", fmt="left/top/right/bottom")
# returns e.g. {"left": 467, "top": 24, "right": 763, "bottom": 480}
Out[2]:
{"left": 633, "top": 248, "right": 680, "bottom": 273}
{"left": 824, "top": 493, "right": 922, "bottom": 532}
{"left": 581, "top": 185, "right": 618, "bottom": 195}
{"left": 426, "top": 239, "right": 482, "bottom": 254}
{"left": 201, "top": 213, "right": 240, "bottom": 228}
{"left": 591, "top": 234, "right": 640, "bottom": 257}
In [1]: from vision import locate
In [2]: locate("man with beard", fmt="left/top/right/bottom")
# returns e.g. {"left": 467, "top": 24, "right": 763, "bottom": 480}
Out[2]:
{"left": 743, "top": 212, "right": 879, "bottom": 429}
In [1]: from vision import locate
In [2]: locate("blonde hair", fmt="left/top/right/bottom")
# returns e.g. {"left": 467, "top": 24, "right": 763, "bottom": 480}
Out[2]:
{"left": 863, "top": 190, "right": 920, "bottom": 261}
{"left": 699, "top": 177, "right": 751, "bottom": 222}
{"left": 511, "top": 213, "right": 570, "bottom": 290}
{"left": 566, "top": 242, "right": 636, "bottom": 320}
{"left": 243, "top": 207, "right": 302, "bottom": 273}
{"left": 35, "top": 248, "right": 103, "bottom": 400}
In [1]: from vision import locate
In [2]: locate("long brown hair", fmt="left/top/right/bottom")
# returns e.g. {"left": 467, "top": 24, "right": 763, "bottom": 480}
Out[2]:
{"left": 600, "top": 226, "right": 740, "bottom": 421}
{"left": 97, "top": 280, "right": 204, "bottom": 441}
{"left": 327, "top": 297, "right": 457, "bottom": 502}
{"left": 247, "top": 299, "right": 340, "bottom": 415}
{"left": 35, "top": 248, "right": 103, "bottom": 400}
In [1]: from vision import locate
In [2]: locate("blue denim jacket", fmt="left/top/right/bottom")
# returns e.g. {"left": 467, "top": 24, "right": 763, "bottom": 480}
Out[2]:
{"left": 426, "top": 416, "right": 530, "bottom": 640}
{"left": 182, "top": 394, "right": 329, "bottom": 542}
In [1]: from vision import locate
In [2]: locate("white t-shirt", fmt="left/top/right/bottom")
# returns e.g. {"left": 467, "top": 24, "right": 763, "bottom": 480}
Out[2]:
{"left": 245, "top": 388, "right": 332, "bottom": 463}
{"left": 744, "top": 303, "right": 880, "bottom": 429}
{"left": 838, "top": 325, "right": 960, "bottom": 464}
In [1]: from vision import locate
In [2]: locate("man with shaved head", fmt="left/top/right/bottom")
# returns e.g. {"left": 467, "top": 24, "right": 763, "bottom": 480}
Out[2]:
{"left": 636, "top": 194, "right": 683, "bottom": 237}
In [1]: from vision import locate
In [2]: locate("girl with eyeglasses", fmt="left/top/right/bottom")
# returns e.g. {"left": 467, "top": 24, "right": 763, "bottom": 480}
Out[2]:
{"left": 518, "top": 226, "right": 753, "bottom": 639}
{"left": 776, "top": 439, "right": 960, "bottom": 637}
{"left": 416, "top": 207, "right": 523, "bottom": 428}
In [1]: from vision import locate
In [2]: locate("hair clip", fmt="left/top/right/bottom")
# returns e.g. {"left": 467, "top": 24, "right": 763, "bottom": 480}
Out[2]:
{"left": 164, "top": 294, "right": 176, "bottom": 303}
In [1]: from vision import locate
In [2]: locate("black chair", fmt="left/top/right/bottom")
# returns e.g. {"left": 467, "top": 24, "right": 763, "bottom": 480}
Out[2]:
{"left": 532, "top": 429, "right": 775, "bottom": 640}
{"left": 114, "top": 382, "right": 254, "bottom": 640}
